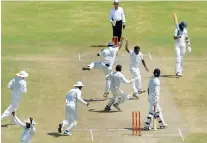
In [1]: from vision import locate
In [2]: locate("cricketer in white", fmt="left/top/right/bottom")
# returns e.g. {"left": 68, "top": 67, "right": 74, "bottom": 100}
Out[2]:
{"left": 144, "top": 69, "right": 167, "bottom": 130}
{"left": 104, "top": 65, "right": 132, "bottom": 111}
{"left": 1, "top": 71, "right": 28, "bottom": 124}
{"left": 12, "top": 112, "right": 36, "bottom": 143}
{"left": 82, "top": 42, "right": 119, "bottom": 98}
{"left": 125, "top": 39, "right": 149, "bottom": 98}
{"left": 58, "top": 81, "right": 89, "bottom": 136}
{"left": 174, "top": 21, "right": 191, "bottom": 77}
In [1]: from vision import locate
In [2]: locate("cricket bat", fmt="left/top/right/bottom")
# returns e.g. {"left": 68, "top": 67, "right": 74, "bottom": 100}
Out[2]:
{"left": 153, "top": 105, "right": 157, "bottom": 130}
{"left": 173, "top": 13, "right": 181, "bottom": 36}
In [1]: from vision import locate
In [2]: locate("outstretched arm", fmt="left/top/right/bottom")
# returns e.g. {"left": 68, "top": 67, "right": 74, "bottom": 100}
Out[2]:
{"left": 12, "top": 112, "right": 25, "bottom": 128}
{"left": 142, "top": 60, "right": 149, "bottom": 71}
{"left": 77, "top": 92, "right": 88, "bottom": 106}
{"left": 120, "top": 74, "right": 131, "bottom": 84}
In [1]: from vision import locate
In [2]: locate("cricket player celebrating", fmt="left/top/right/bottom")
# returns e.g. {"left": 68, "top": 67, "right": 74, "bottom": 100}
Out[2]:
{"left": 174, "top": 21, "right": 191, "bottom": 77}
{"left": 104, "top": 65, "right": 132, "bottom": 111}
{"left": 144, "top": 69, "right": 167, "bottom": 130}
{"left": 125, "top": 39, "right": 149, "bottom": 98}
{"left": 11, "top": 112, "right": 36, "bottom": 143}
{"left": 82, "top": 42, "right": 119, "bottom": 98}
{"left": 1, "top": 71, "right": 28, "bottom": 124}
{"left": 58, "top": 81, "right": 89, "bottom": 136}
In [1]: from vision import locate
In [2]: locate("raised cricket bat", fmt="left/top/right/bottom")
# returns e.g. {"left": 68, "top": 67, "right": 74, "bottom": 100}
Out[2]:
{"left": 173, "top": 13, "right": 180, "bottom": 36}
{"left": 153, "top": 105, "right": 157, "bottom": 130}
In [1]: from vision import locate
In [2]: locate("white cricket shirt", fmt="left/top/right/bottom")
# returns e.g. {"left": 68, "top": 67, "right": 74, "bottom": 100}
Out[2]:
{"left": 129, "top": 50, "right": 144, "bottom": 69}
{"left": 109, "top": 7, "right": 126, "bottom": 23}
{"left": 148, "top": 77, "right": 160, "bottom": 101}
{"left": 99, "top": 46, "right": 119, "bottom": 68}
{"left": 65, "top": 87, "right": 87, "bottom": 106}
{"left": 174, "top": 28, "right": 188, "bottom": 46}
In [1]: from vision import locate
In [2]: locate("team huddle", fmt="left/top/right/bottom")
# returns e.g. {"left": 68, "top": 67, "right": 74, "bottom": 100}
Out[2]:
{"left": 1, "top": 0, "right": 192, "bottom": 142}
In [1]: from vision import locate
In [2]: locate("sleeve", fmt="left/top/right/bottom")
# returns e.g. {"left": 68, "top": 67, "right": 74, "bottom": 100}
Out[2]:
{"left": 174, "top": 28, "right": 178, "bottom": 36}
{"left": 77, "top": 91, "right": 87, "bottom": 106}
{"left": 99, "top": 48, "right": 106, "bottom": 56}
{"left": 120, "top": 74, "right": 131, "bottom": 84}
{"left": 30, "top": 124, "right": 36, "bottom": 135}
{"left": 109, "top": 9, "right": 113, "bottom": 22}
{"left": 154, "top": 79, "right": 160, "bottom": 101}
{"left": 7, "top": 79, "right": 14, "bottom": 89}
{"left": 13, "top": 116, "right": 26, "bottom": 128}
{"left": 121, "top": 8, "right": 126, "bottom": 23}
{"left": 139, "top": 52, "right": 144, "bottom": 60}
{"left": 21, "top": 81, "right": 27, "bottom": 93}
{"left": 106, "top": 74, "right": 111, "bottom": 80}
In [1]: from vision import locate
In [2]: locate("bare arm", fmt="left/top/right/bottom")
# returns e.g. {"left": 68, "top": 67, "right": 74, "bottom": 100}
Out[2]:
{"left": 142, "top": 59, "right": 149, "bottom": 71}
{"left": 125, "top": 39, "right": 129, "bottom": 53}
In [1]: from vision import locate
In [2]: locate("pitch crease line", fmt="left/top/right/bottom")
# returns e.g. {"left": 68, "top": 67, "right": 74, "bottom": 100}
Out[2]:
{"left": 178, "top": 128, "right": 185, "bottom": 142}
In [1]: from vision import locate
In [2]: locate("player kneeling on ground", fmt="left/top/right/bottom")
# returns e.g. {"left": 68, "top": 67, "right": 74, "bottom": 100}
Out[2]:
{"left": 104, "top": 65, "right": 132, "bottom": 111}
{"left": 144, "top": 69, "right": 167, "bottom": 130}
{"left": 58, "top": 81, "right": 89, "bottom": 136}
{"left": 11, "top": 112, "right": 36, "bottom": 143}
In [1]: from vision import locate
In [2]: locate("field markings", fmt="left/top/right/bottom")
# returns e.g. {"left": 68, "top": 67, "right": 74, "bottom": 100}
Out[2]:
{"left": 178, "top": 128, "right": 185, "bottom": 142}
{"left": 78, "top": 52, "right": 81, "bottom": 61}
{"left": 90, "top": 129, "right": 94, "bottom": 142}
{"left": 148, "top": 52, "right": 152, "bottom": 60}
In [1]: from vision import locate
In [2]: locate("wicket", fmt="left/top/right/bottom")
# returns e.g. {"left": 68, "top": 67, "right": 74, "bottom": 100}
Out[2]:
{"left": 132, "top": 111, "right": 141, "bottom": 136}
{"left": 113, "top": 36, "right": 118, "bottom": 47}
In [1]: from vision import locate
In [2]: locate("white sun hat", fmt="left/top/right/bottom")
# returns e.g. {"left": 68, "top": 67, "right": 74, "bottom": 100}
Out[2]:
{"left": 24, "top": 118, "right": 37, "bottom": 125}
{"left": 73, "top": 81, "right": 84, "bottom": 87}
{"left": 16, "top": 71, "right": 29, "bottom": 78}
{"left": 114, "top": 0, "right": 119, "bottom": 3}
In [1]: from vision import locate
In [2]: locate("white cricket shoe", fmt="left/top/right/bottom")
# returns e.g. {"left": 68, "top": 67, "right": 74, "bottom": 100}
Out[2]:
{"left": 64, "top": 130, "right": 72, "bottom": 136}
{"left": 160, "top": 124, "right": 168, "bottom": 129}
{"left": 143, "top": 126, "right": 151, "bottom": 130}
{"left": 133, "top": 93, "right": 139, "bottom": 99}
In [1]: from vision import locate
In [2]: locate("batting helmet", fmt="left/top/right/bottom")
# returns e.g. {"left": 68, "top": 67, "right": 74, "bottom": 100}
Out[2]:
{"left": 179, "top": 21, "right": 187, "bottom": 31}
{"left": 108, "top": 42, "right": 114, "bottom": 47}
{"left": 153, "top": 68, "right": 161, "bottom": 77}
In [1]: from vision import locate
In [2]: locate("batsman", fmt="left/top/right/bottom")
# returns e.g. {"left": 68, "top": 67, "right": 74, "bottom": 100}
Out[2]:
{"left": 144, "top": 69, "right": 167, "bottom": 130}
{"left": 173, "top": 14, "right": 192, "bottom": 77}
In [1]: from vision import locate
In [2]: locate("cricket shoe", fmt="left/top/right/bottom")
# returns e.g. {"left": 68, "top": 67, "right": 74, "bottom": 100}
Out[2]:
{"left": 160, "top": 124, "right": 168, "bottom": 129}
{"left": 82, "top": 67, "right": 90, "bottom": 71}
{"left": 143, "top": 126, "right": 151, "bottom": 131}
{"left": 104, "top": 105, "right": 111, "bottom": 112}
{"left": 58, "top": 123, "right": 62, "bottom": 133}
{"left": 113, "top": 103, "right": 121, "bottom": 111}
{"left": 133, "top": 93, "right": 139, "bottom": 99}
{"left": 176, "top": 72, "right": 182, "bottom": 78}
{"left": 138, "top": 90, "right": 145, "bottom": 94}
{"left": 64, "top": 130, "right": 72, "bottom": 136}
{"left": 103, "top": 93, "right": 109, "bottom": 99}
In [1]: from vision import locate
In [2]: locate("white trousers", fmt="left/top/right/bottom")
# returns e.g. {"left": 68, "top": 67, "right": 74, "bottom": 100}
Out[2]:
{"left": 88, "top": 61, "right": 112, "bottom": 93}
{"left": 175, "top": 44, "right": 186, "bottom": 75}
{"left": 107, "top": 89, "right": 130, "bottom": 107}
{"left": 130, "top": 68, "right": 141, "bottom": 93}
{"left": 145, "top": 97, "right": 166, "bottom": 127}
{"left": 1, "top": 98, "right": 19, "bottom": 124}
{"left": 62, "top": 104, "right": 77, "bottom": 132}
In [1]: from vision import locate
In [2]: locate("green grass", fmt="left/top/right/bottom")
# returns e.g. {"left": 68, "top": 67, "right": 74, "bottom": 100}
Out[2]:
{"left": 2, "top": 2, "right": 207, "bottom": 142}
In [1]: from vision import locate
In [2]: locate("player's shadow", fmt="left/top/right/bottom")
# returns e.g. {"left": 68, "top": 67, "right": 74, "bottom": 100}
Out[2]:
{"left": 83, "top": 98, "right": 106, "bottom": 102}
{"left": 47, "top": 132, "right": 65, "bottom": 138}
{"left": 124, "top": 127, "right": 151, "bottom": 131}
{"left": 1, "top": 123, "right": 16, "bottom": 128}
{"left": 88, "top": 109, "right": 121, "bottom": 113}
{"left": 160, "top": 75, "right": 178, "bottom": 78}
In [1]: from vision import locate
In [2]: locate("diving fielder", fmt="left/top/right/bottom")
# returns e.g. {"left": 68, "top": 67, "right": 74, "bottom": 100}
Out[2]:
{"left": 104, "top": 65, "right": 132, "bottom": 111}
{"left": 174, "top": 21, "right": 191, "bottom": 77}
{"left": 144, "top": 69, "right": 167, "bottom": 130}
{"left": 1, "top": 71, "right": 28, "bottom": 124}
{"left": 12, "top": 112, "right": 36, "bottom": 143}
{"left": 125, "top": 39, "right": 149, "bottom": 98}
{"left": 58, "top": 81, "right": 89, "bottom": 136}
{"left": 82, "top": 42, "right": 119, "bottom": 98}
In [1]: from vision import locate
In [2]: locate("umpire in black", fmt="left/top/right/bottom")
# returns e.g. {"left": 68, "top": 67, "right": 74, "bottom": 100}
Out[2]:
{"left": 109, "top": 0, "right": 126, "bottom": 45}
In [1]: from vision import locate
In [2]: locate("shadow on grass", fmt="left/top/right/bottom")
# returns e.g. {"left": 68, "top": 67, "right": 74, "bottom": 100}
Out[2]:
{"left": 47, "top": 132, "right": 65, "bottom": 138}
{"left": 83, "top": 98, "right": 106, "bottom": 102}
{"left": 88, "top": 109, "right": 121, "bottom": 113}
{"left": 1, "top": 123, "right": 16, "bottom": 128}
{"left": 90, "top": 45, "right": 107, "bottom": 47}
{"left": 160, "top": 75, "right": 179, "bottom": 78}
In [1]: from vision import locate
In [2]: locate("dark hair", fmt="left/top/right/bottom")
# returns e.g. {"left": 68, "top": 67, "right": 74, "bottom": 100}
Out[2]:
{"left": 134, "top": 46, "right": 140, "bottom": 50}
{"left": 116, "top": 65, "right": 122, "bottom": 72}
